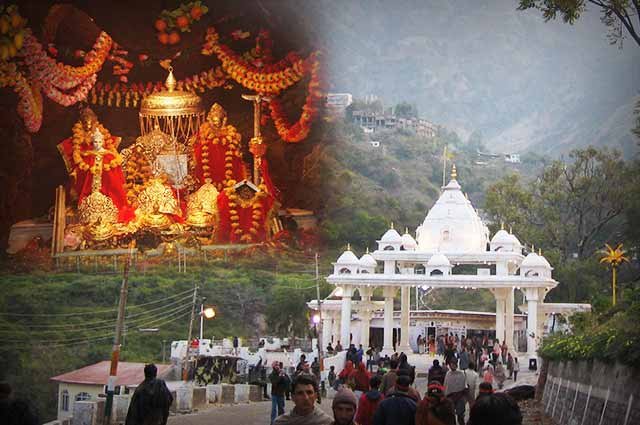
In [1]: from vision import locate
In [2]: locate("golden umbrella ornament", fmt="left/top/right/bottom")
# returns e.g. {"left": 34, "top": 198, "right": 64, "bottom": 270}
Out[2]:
{"left": 599, "top": 243, "right": 630, "bottom": 306}
{"left": 139, "top": 66, "right": 205, "bottom": 144}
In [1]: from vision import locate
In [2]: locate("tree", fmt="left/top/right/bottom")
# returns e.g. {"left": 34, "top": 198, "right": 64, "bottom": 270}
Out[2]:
{"left": 394, "top": 101, "right": 418, "bottom": 119}
{"left": 518, "top": 0, "right": 640, "bottom": 48}
{"left": 484, "top": 147, "right": 630, "bottom": 259}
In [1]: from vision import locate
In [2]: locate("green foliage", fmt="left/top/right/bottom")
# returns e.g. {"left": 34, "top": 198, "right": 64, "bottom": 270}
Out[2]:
{"left": 517, "top": 0, "right": 640, "bottom": 48}
{"left": 394, "top": 101, "right": 418, "bottom": 119}
{"left": 539, "top": 287, "right": 640, "bottom": 368}
{"left": 484, "top": 147, "right": 631, "bottom": 260}
{"left": 0, "top": 253, "right": 331, "bottom": 421}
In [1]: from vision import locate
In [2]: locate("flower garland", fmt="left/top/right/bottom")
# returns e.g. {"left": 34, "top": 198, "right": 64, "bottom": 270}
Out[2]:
{"left": 269, "top": 51, "right": 324, "bottom": 143}
{"left": 0, "top": 62, "right": 42, "bottom": 132}
{"left": 202, "top": 26, "right": 324, "bottom": 143}
{"left": 202, "top": 27, "right": 305, "bottom": 95}
{"left": 21, "top": 29, "right": 112, "bottom": 90}
{"left": 88, "top": 65, "right": 228, "bottom": 108}
{"left": 1, "top": 27, "right": 111, "bottom": 132}
{"left": 224, "top": 183, "right": 269, "bottom": 243}
{"left": 197, "top": 122, "right": 242, "bottom": 190}
{"left": 71, "top": 122, "right": 122, "bottom": 175}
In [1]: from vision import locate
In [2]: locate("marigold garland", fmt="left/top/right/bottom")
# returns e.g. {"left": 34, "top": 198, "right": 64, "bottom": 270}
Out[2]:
{"left": 194, "top": 121, "right": 243, "bottom": 190}
{"left": 202, "top": 27, "right": 305, "bottom": 95}
{"left": 202, "top": 26, "right": 325, "bottom": 143}
{"left": 88, "top": 66, "right": 228, "bottom": 108}
{"left": 268, "top": 51, "right": 324, "bottom": 143}
{"left": 224, "top": 183, "right": 269, "bottom": 243}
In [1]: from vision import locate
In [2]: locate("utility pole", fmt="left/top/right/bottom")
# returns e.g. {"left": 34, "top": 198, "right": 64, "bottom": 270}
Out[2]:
{"left": 315, "top": 252, "right": 323, "bottom": 370}
{"left": 162, "top": 340, "right": 167, "bottom": 364}
{"left": 104, "top": 248, "right": 132, "bottom": 423}
{"left": 182, "top": 284, "right": 198, "bottom": 382}
{"left": 199, "top": 297, "right": 206, "bottom": 341}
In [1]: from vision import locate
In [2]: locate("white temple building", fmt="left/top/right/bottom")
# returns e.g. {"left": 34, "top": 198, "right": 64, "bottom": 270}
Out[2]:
{"left": 316, "top": 166, "right": 586, "bottom": 361}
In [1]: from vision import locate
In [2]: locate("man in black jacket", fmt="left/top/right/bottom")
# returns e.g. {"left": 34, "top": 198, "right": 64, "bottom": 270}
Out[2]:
{"left": 125, "top": 364, "right": 173, "bottom": 425}
{"left": 269, "top": 361, "right": 288, "bottom": 424}
{"left": 372, "top": 375, "right": 417, "bottom": 425}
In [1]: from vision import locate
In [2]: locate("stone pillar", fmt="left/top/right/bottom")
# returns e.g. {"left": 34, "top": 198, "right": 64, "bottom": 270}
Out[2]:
{"left": 505, "top": 287, "right": 515, "bottom": 351}
{"left": 359, "top": 287, "right": 373, "bottom": 348}
{"left": 494, "top": 290, "right": 506, "bottom": 345}
{"left": 384, "top": 260, "right": 395, "bottom": 274}
{"left": 322, "top": 316, "right": 333, "bottom": 351}
{"left": 526, "top": 288, "right": 539, "bottom": 357}
{"left": 359, "top": 309, "right": 371, "bottom": 348}
{"left": 333, "top": 313, "right": 341, "bottom": 347}
{"left": 382, "top": 286, "right": 397, "bottom": 353}
{"left": 398, "top": 286, "right": 411, "bottom": 352}
{"left": 340, "top": 286, "right": 353, "bottom": 347}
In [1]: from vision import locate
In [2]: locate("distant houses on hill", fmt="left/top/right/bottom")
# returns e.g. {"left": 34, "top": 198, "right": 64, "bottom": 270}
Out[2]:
{"left": 326, "top": 92, "right": 438, "bottom": 139}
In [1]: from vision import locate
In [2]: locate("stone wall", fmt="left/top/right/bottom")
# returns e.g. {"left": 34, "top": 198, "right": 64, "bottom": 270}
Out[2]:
{"left": 540, "top": 360, "right": 640, "bottom": 425}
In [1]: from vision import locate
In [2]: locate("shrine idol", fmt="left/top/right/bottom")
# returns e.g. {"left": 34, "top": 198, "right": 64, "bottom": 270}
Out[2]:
{"left": 191, "top": 103, "right": 247, "bottom": 191}
{"left": 58, "top": 107, "right": 135, "bottom": 224}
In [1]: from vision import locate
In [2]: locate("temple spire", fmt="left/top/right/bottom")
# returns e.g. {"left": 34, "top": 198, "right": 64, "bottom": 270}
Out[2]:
{"left": 451, "top": 164, "right": 457, "bottom": 180}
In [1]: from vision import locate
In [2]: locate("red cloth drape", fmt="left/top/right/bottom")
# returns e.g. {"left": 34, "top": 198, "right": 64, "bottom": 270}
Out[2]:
{"left": 58, "top": 137, "right": 134, "bottom": 222}
{"left": 192, "top": 131, "right": 246, "bottom": 190}
{"left": 215, "top": 189, "right": 275, "bottom": 243}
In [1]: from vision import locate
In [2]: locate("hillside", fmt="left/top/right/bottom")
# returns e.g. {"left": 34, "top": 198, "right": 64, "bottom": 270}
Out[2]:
{"left": 314, "top": 0, "right": 640, "bottom": 157}
{"left": 318, "top": 121, "right": 547, "bottom": 249}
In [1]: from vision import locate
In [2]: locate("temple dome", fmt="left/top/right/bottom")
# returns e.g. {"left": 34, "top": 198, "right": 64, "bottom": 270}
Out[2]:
{"left": 508, "top": 233, "right": 522, "bottom": 247}
{"left": 416, "top": 174, "right": 489, "bottom": 253}
{"left": 491, "top": 230, "right": 512, "bottom": 244}
{"left": 401, "top": 230, "right": 417, "bottom": 250}
{"left": 380, "top": 227, "right": 402, "bottom": 244}
{"left": 521, "top": 252, "right": 550, "bottom": 268}
{"left": 427, "top": 253, "right": 451, "bottom": 267}
{"left": 359, "top": 253, "right": 377, "bottom": 268}
{"left": 336, "top": 249, "right": 359, "bottom": 265}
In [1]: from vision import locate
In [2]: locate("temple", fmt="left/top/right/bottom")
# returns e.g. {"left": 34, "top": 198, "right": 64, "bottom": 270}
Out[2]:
{"left": 318, "top": 165, "right": 576, "bottom": 361}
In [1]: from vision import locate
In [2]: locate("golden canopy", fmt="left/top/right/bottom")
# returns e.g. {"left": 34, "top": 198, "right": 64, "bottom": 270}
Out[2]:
{"left": 139, "top": 67, "right": 205, "bottom": 145}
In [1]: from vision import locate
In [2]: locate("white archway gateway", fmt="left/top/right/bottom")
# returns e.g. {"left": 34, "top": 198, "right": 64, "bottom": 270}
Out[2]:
{"left": 325, "top": 166, "right": 559, "bottom": 361}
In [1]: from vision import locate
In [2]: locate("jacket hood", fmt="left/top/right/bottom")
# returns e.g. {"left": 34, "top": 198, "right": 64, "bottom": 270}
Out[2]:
{"left": 365, "top": 390, "right": 382, "bottom": 401}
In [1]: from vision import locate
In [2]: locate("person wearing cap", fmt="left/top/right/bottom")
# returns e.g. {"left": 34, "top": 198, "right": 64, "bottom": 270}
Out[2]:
{"left": 415, "top": 381, "right": 456, "bottom": 425}
{"left": 372, "top": 375, "right": 417, "bottom": 425}
{"left": 332, "top": 388, "right": 359, "bottom": 425}
{"left": 476, "top": 382, "right": 494, "bottom": 399}
{"left": 270, "top": 361, "right": 289, "bottom": 424}
{"left": 443, "top": 359, "right": 467, "bottom": 425}
{"left": 274, "top": 374, "right": 332, "bottom": 425}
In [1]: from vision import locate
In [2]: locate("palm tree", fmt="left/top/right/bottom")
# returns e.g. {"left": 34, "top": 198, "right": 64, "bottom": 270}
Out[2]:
{"left": 599, "top": 243, "right": 630, "bottom": 306}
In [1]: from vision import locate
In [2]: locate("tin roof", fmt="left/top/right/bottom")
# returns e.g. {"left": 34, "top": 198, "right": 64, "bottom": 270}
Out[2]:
{"left": 50, "top": 361, "right": 172, "bottom": 386}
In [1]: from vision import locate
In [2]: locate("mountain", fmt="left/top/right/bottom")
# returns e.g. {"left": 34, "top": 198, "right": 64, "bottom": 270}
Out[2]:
{"left": 312, "top": 0, "right": 640, "bottom": 157}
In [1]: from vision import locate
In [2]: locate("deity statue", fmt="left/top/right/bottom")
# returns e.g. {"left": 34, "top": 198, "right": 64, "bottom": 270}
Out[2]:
{"left": 191, "top": 103, "right": 247, "bottom": 191}
{"left": 215, "top": 180, "right": 275, "bottom": 244}
{"left": 58, "top": 107, "right": 134, "bottom": 224}
{"left": 185, "top": 182, "right": 219, "bottom": 228}
{"left": 136, "top": 177, "right": 184, "bottom": 229}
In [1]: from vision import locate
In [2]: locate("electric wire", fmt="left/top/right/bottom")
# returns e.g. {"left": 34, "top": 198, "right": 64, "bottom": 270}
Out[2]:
{"left": 2, "top": 306, "right": 193, "bottom": 346}
{"left": 0, "top": 287, "right": 194, "bottom": 317}
{"left": 0, "top": 302, "right": 193, "bottom": 335}
{"left": 0, "top": 294, "right": 194, "bottom": 329}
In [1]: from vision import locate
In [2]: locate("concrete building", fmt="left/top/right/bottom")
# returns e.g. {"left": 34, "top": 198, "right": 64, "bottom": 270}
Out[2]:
{"left": 50, "top": 361, "right": 172, "bottom": 421}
